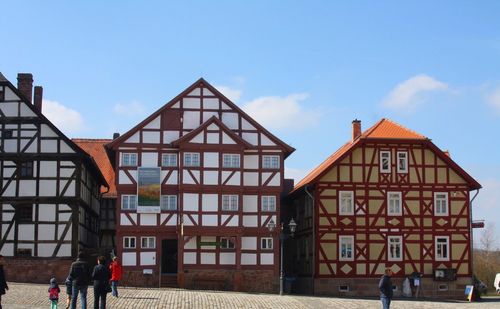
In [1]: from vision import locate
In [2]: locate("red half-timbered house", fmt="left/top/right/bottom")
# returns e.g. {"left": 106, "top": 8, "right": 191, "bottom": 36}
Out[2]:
{"left": 106, "top": 78, "right": 294, "bottom": 292}
{"left": 287, "top": 119, "right": 481, "bottom": 298}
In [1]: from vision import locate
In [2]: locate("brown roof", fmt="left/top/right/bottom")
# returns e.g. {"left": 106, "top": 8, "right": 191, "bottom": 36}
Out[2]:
{"left": 293, "top": 118, "right": 480, "bottom": 192}
{"left": 73, "top": 139, "right": 116, "bottom": 197}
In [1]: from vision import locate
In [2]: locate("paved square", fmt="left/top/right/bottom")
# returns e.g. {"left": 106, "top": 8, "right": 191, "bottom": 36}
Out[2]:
{"left": 2, "top": 283, "right": 499, "bottom": 308}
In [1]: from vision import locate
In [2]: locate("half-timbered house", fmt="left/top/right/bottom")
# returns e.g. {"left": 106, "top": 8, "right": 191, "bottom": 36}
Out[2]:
{"left": 287, "top": 119, "right": 481, "bottom": 298}
{"left": 0, "top": 72, "right": 108, "bottom": 282}
{"left": 106, "top": 78, "right": 294, "bottom": 292}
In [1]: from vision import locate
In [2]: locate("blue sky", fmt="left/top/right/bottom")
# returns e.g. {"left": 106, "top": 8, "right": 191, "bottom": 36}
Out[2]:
{"left": 1, "top": 1, "right": 499, "bottom": 247}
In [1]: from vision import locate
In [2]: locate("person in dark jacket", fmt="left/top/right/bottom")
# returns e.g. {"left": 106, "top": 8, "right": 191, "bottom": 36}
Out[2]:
{"left": 92, "top": 256, "right": 111, "bottom": 309}
{"left": 0, "top": 255, "right": 8, "bottom": 309}
{"left": 69, "top": 251, "right": 91, "bottom": 309}
{"left": 379, "top": 268, "right": 394, "bottom": 309}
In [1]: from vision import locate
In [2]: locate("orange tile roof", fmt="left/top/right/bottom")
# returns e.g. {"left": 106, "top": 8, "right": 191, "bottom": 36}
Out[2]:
{"left": 73, "top": 139, "right": 116, "bottom": 197}
{"left": 293, "top": 118, "right": 427, "bottom": 191}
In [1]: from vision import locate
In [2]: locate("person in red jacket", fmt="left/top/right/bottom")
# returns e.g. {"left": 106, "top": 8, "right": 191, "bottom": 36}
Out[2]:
{"left": 109, "top": 256, "right": 123, "bottom": 298}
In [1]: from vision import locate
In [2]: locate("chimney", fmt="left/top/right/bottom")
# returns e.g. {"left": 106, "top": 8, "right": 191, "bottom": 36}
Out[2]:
{"left": 113, "top": 133, "right": 120, "bottom": 139}
{"left": 34, "top": 86, "right": 43, "bottom": 111}
{"left": 352, "top": 119, "right": 361, "bottom": 141}
{"left": 17, "top": 73, "right": 34, "bottom": 103}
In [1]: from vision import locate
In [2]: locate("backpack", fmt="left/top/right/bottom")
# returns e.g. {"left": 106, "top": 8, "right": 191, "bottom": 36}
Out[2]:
{"left": 49, "top": 287, "right": 59, "bottom": 300}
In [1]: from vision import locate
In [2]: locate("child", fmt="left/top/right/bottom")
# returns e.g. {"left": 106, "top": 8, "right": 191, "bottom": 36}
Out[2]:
{"left": 64, "top": 276, "right": 72, "bottom": 309}
{"left": 48, "top": 278, "right": 61, "bottom": 309}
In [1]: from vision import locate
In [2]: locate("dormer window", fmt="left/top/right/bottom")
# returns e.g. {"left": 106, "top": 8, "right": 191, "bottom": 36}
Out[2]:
{"left": 380, "top": 151, "right": 391, "bottom": 173}
{"left": 397, "top": 152, "right": 408, "bottom": 173}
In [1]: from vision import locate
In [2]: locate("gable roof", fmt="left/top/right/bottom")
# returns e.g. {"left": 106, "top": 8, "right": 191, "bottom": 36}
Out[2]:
{"left": 0, "top": 72, "right": 108, "bottom": 188}
{"left": 106, "top": 78, "right": 295, "bottom": 156}
{"left": 171, "top": 116, "right": 252, "bottom": 148}
{"left": 73, "top": 139, "right": 116, "bottom": 197}
{"left": 293, "top": 118, "right": 480, "bottom": 192}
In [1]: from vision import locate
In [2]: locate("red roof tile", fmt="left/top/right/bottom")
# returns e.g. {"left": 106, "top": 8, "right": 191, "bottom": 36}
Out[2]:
{"left": 73, "top": 139, "right": 116, "bottom": 197}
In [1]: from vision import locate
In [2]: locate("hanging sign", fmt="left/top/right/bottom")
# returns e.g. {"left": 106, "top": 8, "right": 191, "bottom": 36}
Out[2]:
{"left": 137, "top": 167, "right": 161, "bottom": 213}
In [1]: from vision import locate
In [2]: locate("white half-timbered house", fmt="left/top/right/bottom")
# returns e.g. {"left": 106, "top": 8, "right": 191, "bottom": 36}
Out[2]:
{"left": 0, "top": 73, "right": 108, "bottom": 282}
{"left": 106, "top": 78, "right": 294, "bottom": 292}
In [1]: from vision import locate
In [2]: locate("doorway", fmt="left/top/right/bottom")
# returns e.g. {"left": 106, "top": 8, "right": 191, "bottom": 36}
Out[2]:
{"left": 161, "top": 239, "right": 178, "bottom": 274}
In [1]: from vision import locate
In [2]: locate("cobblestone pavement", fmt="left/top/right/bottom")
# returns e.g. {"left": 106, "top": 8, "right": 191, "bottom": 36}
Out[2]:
{"left": 2, "top": 282, "right": 500, "bottom": 309}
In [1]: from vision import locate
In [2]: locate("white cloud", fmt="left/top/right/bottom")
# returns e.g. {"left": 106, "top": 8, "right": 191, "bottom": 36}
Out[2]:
{"left": 113, "top": 101, "right": 146, "bottom": 116}
{"left": 241, "top": 93, "right": 320, "bottom": 130}
{"left": 42, "top": 99, "right": 84, "bottom": 134}
{"left": 476, "top": 178, "right": 500, "bottom": 210}
{"left": 486, "top": 86, "right": 500, "bottom": 114}
{"left": 382, "top": 74, "right": 448, "bottom": 111}
{"left": 215, "top": 85, "right": 242, "bottom": 102}
{"left": 285, "top": 167, "right": 311, "bottom": 184}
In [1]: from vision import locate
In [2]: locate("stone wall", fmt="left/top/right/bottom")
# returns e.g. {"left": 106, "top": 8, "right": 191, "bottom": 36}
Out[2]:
{"left": 5, "top": 257, "right": 74, "bottom": 284}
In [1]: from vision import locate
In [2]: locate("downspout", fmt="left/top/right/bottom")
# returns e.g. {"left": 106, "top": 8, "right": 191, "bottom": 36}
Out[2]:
{"left": 469, "top": 188, "right": 480, "bottom": 285}
{"left": 304, "top": 185, "right": 315, "bottom": 295}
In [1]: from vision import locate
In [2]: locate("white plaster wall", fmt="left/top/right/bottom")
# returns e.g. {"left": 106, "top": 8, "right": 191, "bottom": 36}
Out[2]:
{"left": 140, "top": 252, "right": 156, "bottom": 266}
{"left": 40, "top": 124, "right": 58, "bottom": 138}
{"left": 202, "top": 215, "right": 217, "bottom": 226}
{"left": 165, "top": 170, "right": 178, "bottom": 185}
{"left": 184, "top": 237, "right": 197, "bottom": 249}
{"left": 0, "top": 244, "right": 13, "bottom": 256}
{"left": 57, "top": 224, "right": 72, "bottom": 241}
{"left": 221, "top": 112, "right": 238, "bottom": 129}
{"left": 241, "top": 253, "right": 257, "bottom": 265}
{"left": 1, "top": 225, "right": 14, "bottom": 240}
{"left": 222, "top": 133, "right": 236, "bottom": 144}
{"left": 163, "top": 131, "right": 180, "bottom": 143}
{"left": 3, "top": 140, "right": 17, "bottom": 152}
{"left": 224, "top": 172, "right": 240, "bottom": 186}
{"left": 60, "top": 168, "right": 75, "bottom": 178}
{"left": 60, "top": 141, "right": 74, "bottom": 153}
{"left": 206, "top": 133, "right": 219, "bottom": 144}
{"left": 243, "top": 216, "right": 258, "bottom": 227}
{"left": 203, "top": 171, "right": 218, "bottom": 185}
{"left": 204, "top": 152, "right": 219, "bottom": 168}
{"left": 203, "top": 111, "right": 218, "bottom": 122}
{"left": 183, "top": 214, "right": 198, "bottom": 226}
{"left": 40, "top": 161, "right": 57, "bottom": 177}
{"left": 268, "top": 173, "right": 281, "bottom": 186}
{"left": 118, "top": 170, "right": 133, "bottom": 184}
{"left": 260, "top": 134, "right": 276, "bottom": 146}
{"left": 38, "top": 244, "right": 57, "bottom": 257}
{"left": 144, "top": 116, "right": 161, "bottom": 129}
{"left": 244, "top": 155, "right": 259, "bottom": 169}
{"left": 183, "top": 193, "right": 199, "bottom": 211}
{"left": 38, "top": 224, "right": 55, "bottom": 241}
{"left": 141, "top": 152, "right": 158, "bottom": 167}
{"left": 62, "top": 180, "right": 75, "bottom": 196}
{"left": 243, "top": 172, "right": 258, "bottom": 186}
{"left": 18, "top": 180, "right": 36, "bottom": 196}
{"left": 203, "top": 98, "right": 219, "bottom": 109}
{"left": 241, "top": 237, "right": 257, "bottom": 250}
{"left": 188, "top": 87, "right": 201, "bottom": 96}
{"left": 184, "top": 252, "right": 196, "bottom": 264}
{"left": 183, "top": 111, "right": 200, "bottom": 129}
{"left": 182, "top": 170, "right": 196, "bottom": 184}
{"left": 191, "top": 132, "right": 204, "bottom": 143}
{"left": 242, "top": 133, "right": 258, "bottom": 145}
{"left": 120, "top": 214, "right": 133, "bottom": 226}
{"left": 219, "top": 252, "right": 236, "bottom": 265}
{"left": 57, "top": 244, "right": 72, "bottom": 257}
{"left": 140, "top": 214, "right": 157, "bottom": 226}
{"left": 18, "top": 224, "right": 34, "bottom": 241}
{"left": 183, "top": 98, "right": 201, "bottom": 109}
{"left": 260, "top": 253, "right": 274, "bottom": 265}
{"left": 221, "top": 102, "right": 231, "bottom": 110}
{"left": 20, "top": 102, "right": 36, "bottom": 117}
{"left": 125, "top": 132, "right": 140, "bottom": 143}
{"left": 241, "top": 119, "right": 255, "bottom": 130}
{"left": 123, "top": 252, "right": 137, "bottom": 266}
{"left": 143, "top": 130, "right": 161, "bottom": 143}
{"left": 243, "top": 195, "right": 258, "bottom": 212}
{"left": 40, "top": 180, "right": 57, "bottom": 196}
{"left": 201, "top": 194, "right": 218, "bottom": 211}
{"left": 200, "top": 252, "right": 216, "bottom": 264}
{"left": 41, "top": 140, "right": 58, "bottom": 153}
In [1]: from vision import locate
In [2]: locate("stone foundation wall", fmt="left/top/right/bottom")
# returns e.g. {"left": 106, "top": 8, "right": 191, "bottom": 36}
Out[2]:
{"left": 121, "top": 270, "right": 159, "bottom": 288}
{"left": 314, "top": 277, "right": 471, "bottom": 299}
{"left": 5, "top": 257, "right": 74, "bottom": 284}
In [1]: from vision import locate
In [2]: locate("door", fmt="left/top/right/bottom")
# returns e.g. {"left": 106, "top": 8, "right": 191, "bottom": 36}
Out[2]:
{"left": 161, "top": 239, "right": 178, "bottom": 274}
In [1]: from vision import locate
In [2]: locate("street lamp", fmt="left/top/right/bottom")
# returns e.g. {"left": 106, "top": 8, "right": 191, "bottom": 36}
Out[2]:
{"left": 267, "top": 218, "right": 298, "bottom": 295}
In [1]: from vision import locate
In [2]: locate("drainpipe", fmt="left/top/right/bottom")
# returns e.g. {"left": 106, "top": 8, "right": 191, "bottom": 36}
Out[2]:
{"left": 469, "top": 188, "right": 480, "bottom": 285}
{"left": 304, "top": 185, "right": 315, "bottom": 295}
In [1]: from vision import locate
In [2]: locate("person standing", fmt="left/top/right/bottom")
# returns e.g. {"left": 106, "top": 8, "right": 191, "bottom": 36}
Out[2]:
{"left": 48, "top": 278, "right": 61, "bottom": 309}
{"left": 379, "top": 268, "right": 394, "bottom": 309}
{"left": 64, "top": 276, "right": 72, "bottom": 309}
{"left": 69, "top": 251, "right": 91, "bottom": 309}
{"left": 92, "top": 256, "right": 111, "bottom": 309}
{"left": 0, "top": 255, "right": 8, "bottom": 309}
{"left": 109, "top": 256, "right": 122, "bottom": 298}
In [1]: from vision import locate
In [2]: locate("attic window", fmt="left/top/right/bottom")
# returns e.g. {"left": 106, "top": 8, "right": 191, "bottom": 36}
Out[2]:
{"left": 3, "top": 129, "right": 13, "bottom": 139}
{"left": 15, "top": 204, "right": 33, "bottom": 223}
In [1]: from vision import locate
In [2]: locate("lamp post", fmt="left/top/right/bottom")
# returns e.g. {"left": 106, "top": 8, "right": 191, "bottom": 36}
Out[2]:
{"left": 268, "top": 218, "right": 297, "bottom": 295}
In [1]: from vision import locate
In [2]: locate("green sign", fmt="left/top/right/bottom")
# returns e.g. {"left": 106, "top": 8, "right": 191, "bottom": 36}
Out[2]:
{"left": 197, "top": 241, "right": 221, "bottom": 247}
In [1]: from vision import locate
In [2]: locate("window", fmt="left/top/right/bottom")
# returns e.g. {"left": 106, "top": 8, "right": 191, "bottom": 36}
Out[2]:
{"left": 262, "top": 196, "right": 276, "bottom": 212}
{"left": 184, "top": 152, "right": 200, "bottom": 167}
{"left": 339, "top": 236, "right": 354, "bottom": 261}
{"left": 162, "top": 153, "right": 177, "bottom": 167}
{"left": 380, "top": 151, "right": 391, "bottom": 173}
{"left": 3, "top": 129, "right": 13, "bottom": 139}
{"left": 222, "top": 195, "right": 238, "bottom": 211}
{"left": 121, "top": 153, "right": 137, "bottom": 166}
{"left": 388, "top": 236, "right": 403, "bottom": 261}
{"left": 263, "top": 155, "right": 280, "bottom": 169}
{"left": 220, "top": 237, "right": 235, "bottom": 249}
{"left": 141, "top": 237, "right": 156, "bottom": 249}
{"left": 161, "top": 195, "right": 177, "bottom": 211}
{"left": 222, "top": 154, "right": 240, "bottom": 168}
{"left": 261, "top": 237, "right": 273, "bottom": 250}
{"left": 19, "top": 161, "right": 34, "bottom": 178}
{"left": 387, "top": 192, "right": 402, "bottom": 216}
{"left": 435, "top": 236, "right": 449, "bottom": 261}
{"left": 121, "top": 195, "right": 137, "bottom": 210}
{"left": 397, "top": 152, "right": 408, "bottom": 173}
{"left": 434, "top": 193, "right": 449, "bottom": 216}
{"left": 15, "top": 204, "right": 33, "bottom": 223}
{"left": 339, "top": 191, "right": 354, "bottom": 215}
{"left": 123, "top": 237, "right": 136, "bottom": 249}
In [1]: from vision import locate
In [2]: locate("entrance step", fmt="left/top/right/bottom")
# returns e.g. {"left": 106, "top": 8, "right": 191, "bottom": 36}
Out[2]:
{"left": 161, "top": 274, "right": 178, "bottom": 288}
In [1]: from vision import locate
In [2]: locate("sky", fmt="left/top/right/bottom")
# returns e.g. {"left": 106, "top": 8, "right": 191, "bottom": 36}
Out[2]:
{"left": 1, "top": 1, "right": 499, "bottom": 248}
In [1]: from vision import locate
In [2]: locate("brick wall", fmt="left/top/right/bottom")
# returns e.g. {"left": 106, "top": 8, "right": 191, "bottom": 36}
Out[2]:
{"left": 5, "top": 257, "right": 74, "bottom": 284}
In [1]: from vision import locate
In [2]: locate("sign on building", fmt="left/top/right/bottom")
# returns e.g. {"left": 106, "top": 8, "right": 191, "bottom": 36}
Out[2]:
{"left": 137, "top": 167, "right": 161, "bottom": 213}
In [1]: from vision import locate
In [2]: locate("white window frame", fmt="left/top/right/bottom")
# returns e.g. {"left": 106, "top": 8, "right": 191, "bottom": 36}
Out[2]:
{"left": 121, "top": 153, "right": 137, "bottom": 167}
{"left": 435, "top": 236, "right": 450, "bottom": 261}
{"left": 222, "top": 154, "right": 241, "bottom": 168}
{"left": 261, "top": 237, "right": 273, "bottom": 250}
{"left": 339, "top": 235, "right": 354, "bottom": 261}
{"left": 183, "top": 152, "right": 200, "bottom": 167}
{"left": 339, "top": 191, "right": 354, "bottom": 215}
{"left": 123, "top": 236, "right": 136, "bottom": 249}
{"left": 262, "top": 155, "right": 280, "bottom": 169}
{"left": 222, "top": 195, "right": 238, "bottom": 211}
{"left": 434, "top": 192, "right": 449, "bottom": 216}
{"left": 141, "top": 236, "right": 156, "bottom": 249}
{"left": 387, "top": 192, "right": 402, "bottom": 216}
{"left": 121, "top": 195, "right": 137, "bottom": 210}
{"left": 161, "top": 195, "right": 177, "bottom": 211}
{"left": 397, "top": 151, "right": 408, "bottom": 173}
{"left": 261, "top": 196, "right": 276, "bottom": 212}
{"left": 220, "top": 237, "right": 235, "bottom": 250}
{"left": 380, "top": 151, "right": 391, "bottom": 173}
{"left": 162, "top": 153, "right": 178, "bottom": 167}
{"left": 387, "top": 235, "right": 403, "bottom": 261}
